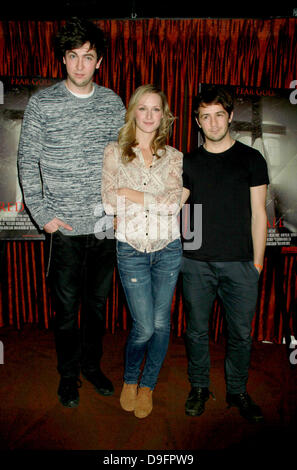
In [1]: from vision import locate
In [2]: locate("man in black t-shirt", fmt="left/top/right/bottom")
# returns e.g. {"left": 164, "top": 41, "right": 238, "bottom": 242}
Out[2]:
{"left": 181, "top": 86, "right": 269, "bottom": 422}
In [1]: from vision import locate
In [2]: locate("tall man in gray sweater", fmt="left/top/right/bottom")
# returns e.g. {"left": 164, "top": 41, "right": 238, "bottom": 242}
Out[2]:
{"left": 18, "top": 18, "right": 126, "bottom": 407}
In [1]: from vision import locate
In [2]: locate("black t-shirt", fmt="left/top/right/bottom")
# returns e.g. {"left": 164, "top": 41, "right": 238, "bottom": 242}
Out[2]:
{"left": 182, "top": 140, "right": 269, "bottom": 261}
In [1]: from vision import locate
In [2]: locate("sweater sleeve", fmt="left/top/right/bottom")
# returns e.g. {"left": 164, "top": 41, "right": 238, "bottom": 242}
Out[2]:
{"left": 108, "top": 95, "right": 126, "bottom": 141}
{"left": 18, "top": 95, "right": 56, "bottom": 230}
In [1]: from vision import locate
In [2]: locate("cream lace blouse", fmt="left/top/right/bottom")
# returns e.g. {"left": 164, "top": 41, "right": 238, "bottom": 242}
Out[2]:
{"left": 102, "top": 142, "right": 183, "bottom": 253}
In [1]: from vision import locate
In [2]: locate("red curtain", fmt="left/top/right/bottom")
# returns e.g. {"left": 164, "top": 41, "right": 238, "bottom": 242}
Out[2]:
{"left": 0, "top": 18, "right": 297, "bottom": 342}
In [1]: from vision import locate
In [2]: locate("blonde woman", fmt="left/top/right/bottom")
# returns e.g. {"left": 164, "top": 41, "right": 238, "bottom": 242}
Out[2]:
{"left": 102, "top": 84, "right": 183, "bottom": 418}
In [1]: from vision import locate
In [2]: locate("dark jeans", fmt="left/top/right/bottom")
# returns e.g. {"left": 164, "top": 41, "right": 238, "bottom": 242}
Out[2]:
{"left": 181, "top": 258, "right": 260, "bottom": 394}
{"left": 117, "top": 239, "right": 182, "bottom": 390}
{"left": 47, "top": 231, "right": 115, "bottom": 378}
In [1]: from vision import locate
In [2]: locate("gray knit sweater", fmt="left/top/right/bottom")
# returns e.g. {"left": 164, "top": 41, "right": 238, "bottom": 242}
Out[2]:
{"left": 18, "top": 81, "right": 126, "bottom": 235}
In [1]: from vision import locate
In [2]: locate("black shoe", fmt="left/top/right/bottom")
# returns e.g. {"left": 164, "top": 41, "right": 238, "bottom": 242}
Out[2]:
{"left": 226, "top": 392, "right": 263, "bottom": 422}
{"left": 185, "top": 387, "right": 210, "bottom": 416}
{"left": 82, "top": 369, "right": 114, "bottom": 396}
{"left": 57, "top": 377, "right": 82, "bottom": 408}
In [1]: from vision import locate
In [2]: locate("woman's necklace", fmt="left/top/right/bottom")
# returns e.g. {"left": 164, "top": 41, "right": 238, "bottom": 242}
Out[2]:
{"left": 141, "top": 147, "right": 155, "bottom": 168}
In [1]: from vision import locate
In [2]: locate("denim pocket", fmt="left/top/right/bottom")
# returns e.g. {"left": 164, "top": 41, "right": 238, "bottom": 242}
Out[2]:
{"left": 248, "top": 261, "right": 260, "bottom": 278}
{"left": 164, "top": 238, "right": 182, "bottom": 252}
{"left": 116, "top": 241, "right": 139, "bottom": 258}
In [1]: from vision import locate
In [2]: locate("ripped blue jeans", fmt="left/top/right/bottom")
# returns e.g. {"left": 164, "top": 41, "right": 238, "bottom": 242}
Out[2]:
{"left": 117, "top": 239, "right": 182, "bottom": 390}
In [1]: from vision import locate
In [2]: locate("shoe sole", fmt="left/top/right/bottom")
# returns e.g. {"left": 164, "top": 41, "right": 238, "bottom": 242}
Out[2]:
{"left": 246, "top": 415, "right": 264, "bottom": 423}
{"left": 58, "top": 395, "right": 79, "bottom": 408}
{"left": 134, "top": 409, "right": 152, "bottom": 419}
{"left": 226, "top": 401, "right": 264, "bottom": 422}
{"left": 120, "top": 403, "right": 135, "bottom": 412}
{"left": 185, "top": 408, "right": 205, "bottom": 417}
{"left": 81, "top": 374, "right": 114, "bottom": 396}
{"left": 94, "top": 387, "right": 114, "bottom": 397}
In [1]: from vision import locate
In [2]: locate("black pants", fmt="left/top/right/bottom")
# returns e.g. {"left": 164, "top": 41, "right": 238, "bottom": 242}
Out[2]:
{"left": 182, "top": 258, "right": 260, "bottom": 394}
{"left": 47, "top": 231, "right": 115, "bottom": 378}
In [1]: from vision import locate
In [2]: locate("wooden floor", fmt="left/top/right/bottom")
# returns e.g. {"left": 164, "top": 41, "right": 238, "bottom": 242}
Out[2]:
{"left": 0, "top": 325, "right": 296, "bottom": 466}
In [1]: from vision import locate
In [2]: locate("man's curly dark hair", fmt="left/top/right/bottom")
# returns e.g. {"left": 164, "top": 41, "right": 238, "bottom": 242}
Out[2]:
{"left": 193, "top": 85, "right": 234, "bottom": 118}
{"left": 55, "top": 17, "right": 106, "bottom": 60}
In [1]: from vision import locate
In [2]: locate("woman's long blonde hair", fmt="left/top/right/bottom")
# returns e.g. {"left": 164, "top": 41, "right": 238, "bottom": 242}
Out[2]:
{"left": 118, "top": 84, "right": 175, "bottom": 162}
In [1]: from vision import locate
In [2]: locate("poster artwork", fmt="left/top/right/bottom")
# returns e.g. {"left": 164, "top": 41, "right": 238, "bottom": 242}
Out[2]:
{"left": 199, "top": 84, "right": 297, "bottom": 250}
{"left": 0, "top": 77, "right": 58, "bottom": 240}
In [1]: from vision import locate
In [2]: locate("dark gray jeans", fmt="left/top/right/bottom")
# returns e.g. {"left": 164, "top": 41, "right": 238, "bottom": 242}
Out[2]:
{"left": 181, "top": 257, "right": 260, "bottom": 394}
{"left": 47, "top": 231, "right": 115, "bottom": 378}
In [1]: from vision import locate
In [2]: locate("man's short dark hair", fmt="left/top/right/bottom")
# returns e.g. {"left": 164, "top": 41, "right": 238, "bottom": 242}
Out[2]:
{"left": 193, "top": 85, "right": 234, "bottom": 117}
{"left": 55, "top": 17, "right": 106, "bottom": 60}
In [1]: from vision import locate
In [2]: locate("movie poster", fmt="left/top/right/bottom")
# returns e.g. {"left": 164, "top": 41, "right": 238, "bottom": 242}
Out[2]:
{"left": 0, "top": 77, "right": 58, "bottom": 240}
{"left": 199, "top": 84, "right": 297, "bottom": 250}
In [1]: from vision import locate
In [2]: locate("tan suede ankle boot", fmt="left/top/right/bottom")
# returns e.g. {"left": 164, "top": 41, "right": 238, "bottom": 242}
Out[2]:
{"left": 134, "top": 386, "right": 153, "bottom": 418}
{"left": 120, "top": 383, "right": 138, "bottom": 411}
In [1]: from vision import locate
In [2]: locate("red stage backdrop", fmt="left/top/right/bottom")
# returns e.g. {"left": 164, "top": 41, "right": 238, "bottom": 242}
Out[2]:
{"left": 0, "top": 18, "right": 296, "bottom": 343}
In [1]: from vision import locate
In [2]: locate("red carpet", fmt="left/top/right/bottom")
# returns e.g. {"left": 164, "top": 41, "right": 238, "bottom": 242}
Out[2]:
{"left": 0, "top": 325, "right": 296, "bottom": 465}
